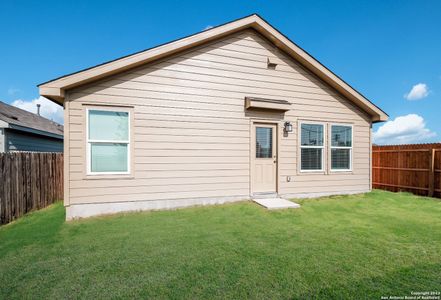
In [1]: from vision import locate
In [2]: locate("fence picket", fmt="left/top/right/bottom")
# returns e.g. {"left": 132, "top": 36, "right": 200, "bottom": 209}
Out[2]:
{"left": 0, "top": 152, "right": 63, "bottom": 225}
{"left": 373, "top": 144, "right": 441, "bottom": 198}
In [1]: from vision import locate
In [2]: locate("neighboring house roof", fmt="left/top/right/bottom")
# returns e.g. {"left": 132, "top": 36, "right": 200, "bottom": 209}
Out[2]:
{"left": 0, "top": 101, "right": 63, "bottom": 139}
{"left": 38, "top": 14, "right": 388, "bottom": 122}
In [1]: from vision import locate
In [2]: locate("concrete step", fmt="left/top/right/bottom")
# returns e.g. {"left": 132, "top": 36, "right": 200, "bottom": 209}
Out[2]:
{"left": 252, "top": 198, "right": 301, "bottom": 210}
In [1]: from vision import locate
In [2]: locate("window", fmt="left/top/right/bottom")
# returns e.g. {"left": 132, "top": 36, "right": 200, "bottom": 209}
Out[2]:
{"left": 87, "top": 109, "right": 130, "bottom": 174}
{"left": 256, "top": 127, "right": 273, "bottom": 158}
{"left": 330, "top": 125, "right": 352, "bottom": 171}
{"left": 300, "top": 123, "right": 324, "bottom": 171}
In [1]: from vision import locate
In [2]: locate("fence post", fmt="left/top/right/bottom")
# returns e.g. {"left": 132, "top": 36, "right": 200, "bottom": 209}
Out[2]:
{"left": 429, "top": 148, "right": 435, "bottom": 197}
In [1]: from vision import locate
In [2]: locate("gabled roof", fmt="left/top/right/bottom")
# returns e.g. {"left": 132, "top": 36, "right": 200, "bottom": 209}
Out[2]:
{"left": 0, "top": 101, "right": 63, "bottom": 139}
{"left": 39, "top": 14, "right": 388, "bottom": 122}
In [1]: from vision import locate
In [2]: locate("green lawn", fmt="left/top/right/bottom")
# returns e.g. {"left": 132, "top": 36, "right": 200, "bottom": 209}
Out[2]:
{"left": 1, "top": 190, "right": 440, "bottom": 299}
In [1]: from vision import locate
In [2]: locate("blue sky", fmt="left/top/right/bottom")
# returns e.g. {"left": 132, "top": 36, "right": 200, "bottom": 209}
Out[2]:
{"left": 0, "top": 0, "right": 440, "bottom": 144}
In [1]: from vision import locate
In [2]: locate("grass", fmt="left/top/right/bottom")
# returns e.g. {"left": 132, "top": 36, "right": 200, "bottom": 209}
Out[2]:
{"left": 0, "top": 190, "right": 440, "bottom": 299}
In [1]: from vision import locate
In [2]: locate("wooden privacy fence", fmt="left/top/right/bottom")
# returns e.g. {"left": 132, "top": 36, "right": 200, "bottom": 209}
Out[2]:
{"left": 372, "top": 143, "right": 441, "bottom": 198}
{"left": 0, "top": 152, "right": 63, "bottom": 225}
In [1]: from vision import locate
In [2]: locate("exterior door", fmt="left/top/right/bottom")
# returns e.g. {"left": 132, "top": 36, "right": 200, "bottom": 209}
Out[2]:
{"left": 252, "top": 123, "right": 277, "bottom": 194}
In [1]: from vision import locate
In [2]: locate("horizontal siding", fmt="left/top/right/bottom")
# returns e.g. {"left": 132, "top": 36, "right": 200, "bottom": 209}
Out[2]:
{"left": 70, "top": 175, "right": 250, "bottom": 189}
{"left": 283, "top": 184, "right": 370, "bottom": 195}
{"left": 70, "top": 189, "right": 250, "bottom": 204}
{"left": 69, "top": 169, "right": 250, "bottom": 181}
{"left": 67, "top": 29, "right": 372, "bottom": 205}
{"left": 69, "top": 182, "right": 249, "bottom": 198}
{"left": 6, "top": 129, "right": 63, "bottom": 152}
{"left": 69, "top": 163, "right": 249, "bottom": 173}
{"left": 76, "top": 98, "right": 367, "bottom": 123}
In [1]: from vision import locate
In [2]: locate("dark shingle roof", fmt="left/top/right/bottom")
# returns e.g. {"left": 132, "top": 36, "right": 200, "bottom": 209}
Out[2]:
{"left": 0, "top": 101, "right": 63, "bottom": 137}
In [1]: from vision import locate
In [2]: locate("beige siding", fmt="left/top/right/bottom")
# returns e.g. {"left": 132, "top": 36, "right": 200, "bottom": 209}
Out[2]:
{"left": 65, "top": 29, "right": 372, "bottom": 207}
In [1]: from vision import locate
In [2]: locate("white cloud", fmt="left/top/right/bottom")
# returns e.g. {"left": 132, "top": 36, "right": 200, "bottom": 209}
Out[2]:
{"left": 11, "top": 96, "right": 63, "bottom": 124}
{"left": 203, "top": 25, "right": 213, "bottom": 31}
{"left": 373, "top": 114, "right": 436, "bottom": 145}
{"left": 404, "top": 83, "right": 429, "bottom": 100}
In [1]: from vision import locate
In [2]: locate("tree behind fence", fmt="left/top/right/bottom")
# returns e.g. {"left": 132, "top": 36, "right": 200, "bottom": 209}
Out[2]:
{"left": 0, "top": 152, "right": 63, "bottom": 225}
{"left": 372, "top": 143, "right": 441, "bottom": 198}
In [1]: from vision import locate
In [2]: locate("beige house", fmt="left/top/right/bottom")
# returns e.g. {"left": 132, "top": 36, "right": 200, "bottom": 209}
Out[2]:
{"left": 39, "top": 14, "right": 387, "bottom": 219}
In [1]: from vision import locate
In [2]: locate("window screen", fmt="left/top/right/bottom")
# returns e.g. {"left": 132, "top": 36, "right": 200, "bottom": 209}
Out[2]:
{"left": 88, "top": 109, "right": 130, "bottom": 174}
{"left": 301, "top": 124, "right": 324, "bottom": 146}
{"left": 331, "top": 125, "right": 352, "bottom": 147}
{"left": 301, "top": 148, "right": 322, "bottom": 170}
{"left": 89, "top": 110, "right": 129, "bottom": 141}
{"left": 90, "top": 143, "right": 128, "bottom": 173}
{"left": 331, "top": 125, "right": 352, "bottom": 171}
{"left": 300, "top": 123, "right": 324, "bottom": 171}
{"left": 256, "top": 127, "right": 272, "bottom": 158}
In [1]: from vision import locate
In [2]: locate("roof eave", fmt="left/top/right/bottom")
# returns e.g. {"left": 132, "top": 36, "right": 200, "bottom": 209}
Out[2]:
{"left": 38, "top": 14, "right": 388, "bottom": 122}
{"left": 372, "top": 114, "right": 389, "bottom": 123}
{"left": 39, "top": 86, "right": 65, "bottom": 105}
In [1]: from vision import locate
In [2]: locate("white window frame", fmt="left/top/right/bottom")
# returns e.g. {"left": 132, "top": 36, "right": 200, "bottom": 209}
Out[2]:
{"left": 330, "top": 123, "right": 353, "bottom": 172}
{"left": 299, "top": 121, "right": 325, "bottom": 172}
{"left": 86, "top": 107, "right": 131, "bottom": 175}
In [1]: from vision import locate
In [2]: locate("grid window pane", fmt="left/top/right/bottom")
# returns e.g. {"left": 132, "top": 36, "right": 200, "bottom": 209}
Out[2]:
{"left": 301, "top": 148, "right": 322, "bottom": 170}
{"left": 301, "top": 124, "right": 323, "bottom": 146}
{"left": 331, "top": 125, "right": 352, "bottom": 147}
{"left": 331, "top": 149, "right": 351, "bottom": 170}
{"left": 89, "top": 110, "right": 129, "bottom": 141}
{"left": 91, "top": 143, "right": 128, "bottom": 172}
{"left": 256, "top": 127, "right": 272, "bottom": 158}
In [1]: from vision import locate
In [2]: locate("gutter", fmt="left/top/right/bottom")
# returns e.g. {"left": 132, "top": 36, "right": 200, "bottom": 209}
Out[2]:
{"left": 8, "top": 124, "right": 63, "bottom": 139}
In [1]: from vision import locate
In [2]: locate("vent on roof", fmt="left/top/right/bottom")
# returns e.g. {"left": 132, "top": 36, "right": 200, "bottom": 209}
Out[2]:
{"left": 0, "top": 112, "right": 18, "bottom": 120}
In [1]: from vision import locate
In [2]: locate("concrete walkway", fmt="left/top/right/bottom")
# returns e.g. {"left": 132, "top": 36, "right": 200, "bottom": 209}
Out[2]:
{"left": 252, "top": 198, "right": 301, "bottom": 210}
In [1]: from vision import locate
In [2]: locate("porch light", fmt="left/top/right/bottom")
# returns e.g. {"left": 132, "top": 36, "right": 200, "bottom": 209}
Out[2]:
{"left": 284, "top": 121, "right": 293, "bottom": 133}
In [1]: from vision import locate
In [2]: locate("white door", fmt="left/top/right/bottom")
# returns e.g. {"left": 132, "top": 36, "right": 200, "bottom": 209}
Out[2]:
{"left": 252, "top": 123, "right": 277, "bottom": 194}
